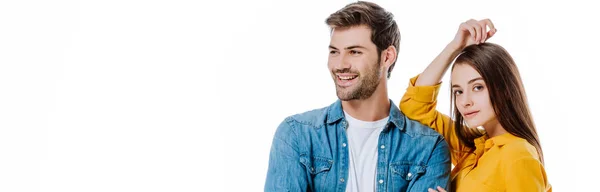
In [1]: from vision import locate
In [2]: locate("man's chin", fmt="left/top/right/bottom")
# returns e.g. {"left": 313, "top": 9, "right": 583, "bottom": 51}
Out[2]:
{"left": 338, "top": 97, "right": 356, "bottom": 101}
{"left": 336, "top": 91, "right": 362, "bottom": 101}
{"left": 336, "top": 92, "right": 356, "bottom": 101}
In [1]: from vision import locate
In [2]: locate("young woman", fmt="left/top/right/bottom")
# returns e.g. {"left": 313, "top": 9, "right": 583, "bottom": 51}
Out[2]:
{"left": 400, "top": 19, "right": 551, "bottom": 191}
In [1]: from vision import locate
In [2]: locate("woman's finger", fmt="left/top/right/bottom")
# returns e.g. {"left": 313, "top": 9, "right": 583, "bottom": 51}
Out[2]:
{"left": 436, "top": 186, "right": 447, "bottom": 192}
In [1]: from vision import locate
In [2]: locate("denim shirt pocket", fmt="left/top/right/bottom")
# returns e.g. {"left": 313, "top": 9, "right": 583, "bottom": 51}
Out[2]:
{"left": 300, "top": 154, "right": 334, "bottom": 190}
{"left": 390, "top": 162, "right": 427, "bottom": 191}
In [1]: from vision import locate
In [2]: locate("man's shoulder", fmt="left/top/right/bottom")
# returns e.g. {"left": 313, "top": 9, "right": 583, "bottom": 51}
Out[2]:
{"left": 400, "top": 114, "right": 443, "bottom": 138}
{"left": 272, "top": 104, "right": 334, "bottom": 141}
{"left": 283, "top": 105, "right": 331, "bottom": 129}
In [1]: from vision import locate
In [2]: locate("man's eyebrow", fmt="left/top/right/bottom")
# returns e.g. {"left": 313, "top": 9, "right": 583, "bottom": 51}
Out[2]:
{"left": 345, "top": 45, "right": 366, "bottom": 50}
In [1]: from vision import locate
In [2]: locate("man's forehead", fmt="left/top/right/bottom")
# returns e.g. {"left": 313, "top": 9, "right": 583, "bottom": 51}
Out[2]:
{"left": 329, "top": 25, "right": 373, "bottom": 48}
{"left": 330, "top": 25, "right": 371, "bottom": 36}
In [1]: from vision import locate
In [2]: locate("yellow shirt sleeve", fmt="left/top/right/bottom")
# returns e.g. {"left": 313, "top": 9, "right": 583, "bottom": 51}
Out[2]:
{"left": 399, "top": 75, "right": 470, "bottom": 165}
{"left": 505, "top": 157, "right": 552, "bottom": 192}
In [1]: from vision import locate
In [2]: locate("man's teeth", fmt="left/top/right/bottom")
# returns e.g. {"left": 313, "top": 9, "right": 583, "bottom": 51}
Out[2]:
{"left": 339, "top": 76, "right": 357, "bottom": 80}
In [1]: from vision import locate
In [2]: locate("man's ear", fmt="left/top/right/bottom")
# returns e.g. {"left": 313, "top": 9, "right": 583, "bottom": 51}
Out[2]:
{"left": 382, "top": 45, "right": 397, "bottom": 68}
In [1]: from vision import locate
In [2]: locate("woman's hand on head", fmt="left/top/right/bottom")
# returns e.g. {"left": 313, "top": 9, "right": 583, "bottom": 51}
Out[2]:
{"left": 450, "top": 19, "right": 497, "bottom": 50}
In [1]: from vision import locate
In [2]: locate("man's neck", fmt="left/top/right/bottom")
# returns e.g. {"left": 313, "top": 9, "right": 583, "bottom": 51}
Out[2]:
{"left": 341, "top": 89, "right": 390, "bottom": 122}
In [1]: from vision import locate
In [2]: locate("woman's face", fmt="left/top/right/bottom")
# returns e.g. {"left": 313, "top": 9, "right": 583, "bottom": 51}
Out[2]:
{"left": 451, "top": 63, "right": 496, "bottom": 129}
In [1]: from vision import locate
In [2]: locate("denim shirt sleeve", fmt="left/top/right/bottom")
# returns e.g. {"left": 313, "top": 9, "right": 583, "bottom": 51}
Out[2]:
{"left": 264, "top": 118, "right": 308, "bottom": 191}
{"left": 409, "top": 137, "right": 451, "bottom": 191}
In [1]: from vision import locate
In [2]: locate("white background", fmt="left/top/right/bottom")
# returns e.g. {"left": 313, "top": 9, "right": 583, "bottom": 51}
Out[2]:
{"left": 1, "top": 0, "right": 598, "bottom": 191}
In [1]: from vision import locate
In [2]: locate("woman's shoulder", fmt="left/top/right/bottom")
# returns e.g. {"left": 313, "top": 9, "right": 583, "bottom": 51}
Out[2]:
{"left": 497, "top": 134, "right": 540, "bottom": 162}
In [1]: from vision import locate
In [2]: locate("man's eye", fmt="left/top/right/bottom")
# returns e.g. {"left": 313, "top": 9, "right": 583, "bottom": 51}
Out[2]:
{"left": 350, "top": 50, "right": 361, "bottom": 55}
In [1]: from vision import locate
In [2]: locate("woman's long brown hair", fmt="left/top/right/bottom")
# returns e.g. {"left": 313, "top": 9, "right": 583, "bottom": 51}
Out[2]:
{"left": 450, "top": 43, "right": 544, "bottom": 164}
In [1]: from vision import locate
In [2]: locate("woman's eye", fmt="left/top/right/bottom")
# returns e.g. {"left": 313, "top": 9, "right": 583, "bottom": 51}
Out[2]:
{"left": 453, "top": 90, "right": 463, "bottom": 95}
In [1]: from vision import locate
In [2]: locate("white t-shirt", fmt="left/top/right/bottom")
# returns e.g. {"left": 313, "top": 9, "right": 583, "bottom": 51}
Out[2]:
{"left": 344, "top": 111, "right": 389, "bottom": 192}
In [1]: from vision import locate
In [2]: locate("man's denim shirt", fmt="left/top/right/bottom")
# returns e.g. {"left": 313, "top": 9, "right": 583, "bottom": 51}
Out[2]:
{"left": 265, "top": 100, "right": 451, "bottom": 192}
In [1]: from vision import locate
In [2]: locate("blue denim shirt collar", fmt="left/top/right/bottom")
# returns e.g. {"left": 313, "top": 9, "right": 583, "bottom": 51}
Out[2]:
{"left": 325, "top": 99, "right": 406, "bottom": 132}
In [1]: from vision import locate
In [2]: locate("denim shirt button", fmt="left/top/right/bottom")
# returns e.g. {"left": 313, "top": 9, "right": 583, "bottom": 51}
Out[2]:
{"left": 342, "top": 143, "right": 347, "bottom": 147}
{"left": 310, "top": 167, "right": 314, "bottom": 172}
{"left": 407, "top": 172, "right": 412, "bottom": 178}
{"left": 380, "top": 145, "right": 385, "bottom": 149}
{"left": 340, "top": 178, "right": 345, "bottom": 183}
{"left": 378, "top": 179, "right": 384, "bottom": 184}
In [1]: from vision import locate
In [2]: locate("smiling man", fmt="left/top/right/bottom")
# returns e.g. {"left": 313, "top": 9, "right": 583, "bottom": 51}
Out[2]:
{"left": 264, "top": 1, "right": 450, "bottom": 192}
